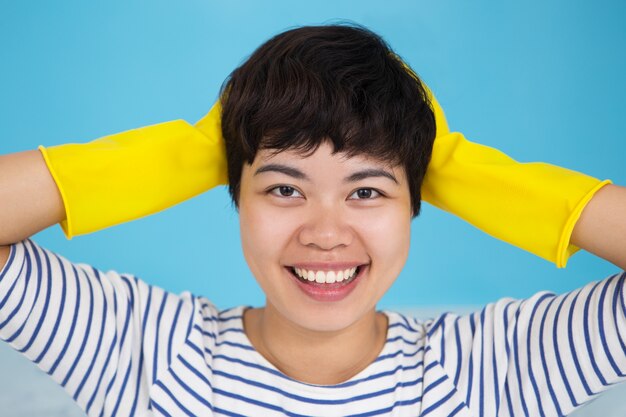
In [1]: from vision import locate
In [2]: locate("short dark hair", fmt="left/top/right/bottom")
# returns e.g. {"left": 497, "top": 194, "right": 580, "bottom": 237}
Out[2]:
{"left": 219, "top": 22, "right": 436, "bottom": 217}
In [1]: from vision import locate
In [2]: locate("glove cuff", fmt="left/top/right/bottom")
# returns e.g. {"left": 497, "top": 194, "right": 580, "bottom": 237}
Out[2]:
{"left": 558, "top": 179, "right": 613, "bottom": 267}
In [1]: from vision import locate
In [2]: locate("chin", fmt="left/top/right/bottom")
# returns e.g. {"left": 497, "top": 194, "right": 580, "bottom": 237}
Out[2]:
{"left": 281, "top": 303, "right": 374, "bottom": 333}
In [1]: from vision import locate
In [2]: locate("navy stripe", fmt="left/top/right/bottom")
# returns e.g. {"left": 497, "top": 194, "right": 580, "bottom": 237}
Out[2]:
{"left": 213, "top": 368, "right": 426, "bottom": 405}
{"left": 596, "top": 278, "right": 624, "bottom": 377}
{"left": 153, "top": 290, "right": 168, "bottom": 383}
{"left": 33, "top": 249, "right": 67, "bottom": 364}
{"left": 343, "top": 394, "right": 423, "bottom": 417}
{"left": 567, "top": 290, "right": 594, "bottom": 396}
{"left": 150, "top": 399, "right": 173, "bottom": 417}
{"left": 62, "top": 265, "right": 96, "bottom": 387}
{"left": 526, "top": 293, "right": 552, "bottom": 417}
{"left": 448, "top": 402, "right": 466, "bottom": 417}
{"left": 375, "top": 345, "right": 426, "bottom": 362}
{"left": 215, "top": 339, "right": 256, "bottom": 351}
{"left": 110, "top": 355, "right": 134, "bottom": 416}
{"left": 504, "top": 379, "right": 515, "bottom": 417}
{"left": 213, "top": 406, "right": 249, "bottom": 417}
{"left": 466, "top": 313, "right": 475, "bottom": 406}
{"left": 385, "top": 334, "right": 419, "bottom": 345}
{"left": 421, "top": 386, "right": 455, "bottom": 415}
{"left": 214, "top": 352, "right": 427, "bottom": 389}
{"left": 100, "top": 279, "right": 133, "bottom": 410}
{"left": 479, "top": 307, "right": 485, "bottom": 416}
{"left": 552, "top": 291, "right": 579, "bottom": 408}
{"left": 440, "top": 316, "right": 446, "bottom": 367}
{"left": 492, "top": 301, "right": 514, "bottom": 414}
{"left": 48, "top": 262, "right": 81, "bottom": 375}
{"left": 426, "top": 312, "right": 447, "bottom": 338}
{"left": 155, "top": 379, "right": 196, "bottom": 417}
{"left": 73, "top": 267, "right": 109, "bottom": 401}
{"left": 18, "top": 243, "right": 53, "bottom": 353}
{"left": 538, "top": 296, "right": 563, "bottom": 416}
{"left": 387, "top": 320, "right": 422, "bottom": 334}
{"left": 127, "top": 280, "right": 153, "bottom": 417}
{"left": 582, "top": 281, "right": 609, "bottom": 386}
{"left": 168, "top": 298, "right": 183, "bottom": 363}
{"left": 453, "top": 317, "right": 462, "bottom": 386}
{"left": 179, "top": 355, "right": 213, "bottom": 388}
{"left": 213, "top": 386, "right": 308, "bottom": 417}
{"left": 512, "top": 304, "right": 530, "bottom": 417}
{"left": 203, "top": 314, "right": 243, "bottom": 323}
{"left": 188, "top": 339, "right": 212, "bottom": 362}
{"left": 86, "top": 288, "right": 119, "bottom": 414}
{"left": 169, "top": 366, "right": 214, "bottom": 411}
{"left": 194, "top": 323, "right": 217, "bottom": 339}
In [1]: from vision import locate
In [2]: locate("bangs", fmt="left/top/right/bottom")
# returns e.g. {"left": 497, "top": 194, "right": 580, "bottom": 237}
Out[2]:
{"left": 254, "top": 110, "right": 406, "bottom": 168}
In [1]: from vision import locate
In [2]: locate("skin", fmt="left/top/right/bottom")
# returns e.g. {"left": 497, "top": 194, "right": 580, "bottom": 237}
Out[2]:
{"left": 570, "top": 183, "right": 626, "bottom": 271}
{"left": 238, "top": 141, "right": 413, "bottom": 385}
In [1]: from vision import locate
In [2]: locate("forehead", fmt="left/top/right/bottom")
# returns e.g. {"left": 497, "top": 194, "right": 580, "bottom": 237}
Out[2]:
{"left": 254, "top": 143, "right": 398, "bottom": 169}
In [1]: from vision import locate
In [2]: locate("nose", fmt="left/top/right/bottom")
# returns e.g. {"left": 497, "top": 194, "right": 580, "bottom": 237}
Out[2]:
{"left": 298, "top": 204, "right": 354, "bottom": 250}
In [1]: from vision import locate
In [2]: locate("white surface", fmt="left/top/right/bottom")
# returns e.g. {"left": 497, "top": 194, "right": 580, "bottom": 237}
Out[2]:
{"left": 1, "top": 306, "right": 625, "bottom": 416}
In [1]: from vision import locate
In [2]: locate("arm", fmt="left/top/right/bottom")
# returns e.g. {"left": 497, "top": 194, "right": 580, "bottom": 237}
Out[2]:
{"left": 429, "top": 185, "right": 626, "bottom": 415}
{"left": 571, "top": 184, "right": 626, "bottom": 270}
{"left": 0, "top": 149, "right": 65, "bottom": 270}
{"left": 427, "top": 185, "right": 626, "bottom": 416}
{"left": 0, "top": 150, "right": 194, "bottom": 414}
{"left": 0, "top": 150, "right": 65, "bottom": 245}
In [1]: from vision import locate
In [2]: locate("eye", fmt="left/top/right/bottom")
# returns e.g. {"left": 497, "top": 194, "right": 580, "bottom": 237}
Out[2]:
{"left": 348, "top": 188, "right": 382, "bottom": 200}
{"left": 268, "top": 185, "right": 303, "bottom": 198}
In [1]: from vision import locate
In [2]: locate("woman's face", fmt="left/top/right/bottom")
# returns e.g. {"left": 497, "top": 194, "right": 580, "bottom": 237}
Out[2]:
{"left": 238, "top": 142, "right": 412, "bottom": 332}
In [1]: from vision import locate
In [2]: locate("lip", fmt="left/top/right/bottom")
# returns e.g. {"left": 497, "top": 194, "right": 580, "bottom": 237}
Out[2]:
{"left": 286, "top": 264, "right": 369, "bottom": 302}
{"left": 289, "top": 262, "right": 366, "bottom": 271}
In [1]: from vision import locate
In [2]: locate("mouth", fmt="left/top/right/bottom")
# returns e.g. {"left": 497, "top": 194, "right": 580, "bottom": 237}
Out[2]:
{"left": 287, "top": 265, "right": 365, "bottom": 286}
{"left": 285, "top": 263, "right": 368, "bottom": 302}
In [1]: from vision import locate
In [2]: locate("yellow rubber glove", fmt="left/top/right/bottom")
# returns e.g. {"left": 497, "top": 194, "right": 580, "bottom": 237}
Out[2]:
{"left": 38, "top": 102, "right": 227, "bottom": 239}
{"left": 421, "top": 91, "right": 612, "bottom": 268}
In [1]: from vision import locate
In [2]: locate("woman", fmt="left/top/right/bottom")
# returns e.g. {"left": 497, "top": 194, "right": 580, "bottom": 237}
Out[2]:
{"left": 1, "top": 23, "right": 625, "bottom": 417}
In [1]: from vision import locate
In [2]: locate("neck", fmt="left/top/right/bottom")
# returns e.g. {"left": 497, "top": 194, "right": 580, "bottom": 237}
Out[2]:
{"left": 243, "top": 303, "right": 388, "bottom": 385}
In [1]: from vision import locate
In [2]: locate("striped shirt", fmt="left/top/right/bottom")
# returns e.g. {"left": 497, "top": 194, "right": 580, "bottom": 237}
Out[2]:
{"left": 0, "top": 238, "right": 625, "bottom": 417}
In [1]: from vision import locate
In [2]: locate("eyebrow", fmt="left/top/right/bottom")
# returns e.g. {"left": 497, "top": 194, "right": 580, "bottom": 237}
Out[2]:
{"left": 345, "top": 168, "right": 399, "bottom": 184}
{"left": 254, "top": 164, "right": 308, "bottom": 180}
{"left": 254, "top": 163, "right": 399, "bottom": 184}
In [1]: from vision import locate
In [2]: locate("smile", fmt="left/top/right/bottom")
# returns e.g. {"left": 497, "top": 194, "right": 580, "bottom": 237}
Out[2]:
{"left": 285, "top": 264, "right": 369, "bottom": 302}
{"left": 290, "top": 266, "right": 360, "bottom": 284}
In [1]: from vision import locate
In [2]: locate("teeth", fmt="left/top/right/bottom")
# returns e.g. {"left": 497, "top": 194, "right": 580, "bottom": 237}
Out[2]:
{"left": 293, "top": 266, "right": 360, "bottom": 284}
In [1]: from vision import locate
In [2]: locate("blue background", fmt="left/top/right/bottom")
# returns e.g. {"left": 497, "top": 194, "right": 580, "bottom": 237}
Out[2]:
{"left": 1, "top": 0, "right": 624, "bottom": 310}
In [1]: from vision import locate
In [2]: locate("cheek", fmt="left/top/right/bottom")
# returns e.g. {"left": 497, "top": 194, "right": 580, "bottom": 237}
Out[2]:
{"left": 360, "top": 205, "right": 411, "bottom": 253}
{"left": 239, "top": 202, "right": 296, "bottom": 267}
{"left": 357, "top": 207, "right": 411, "bottom": 288}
